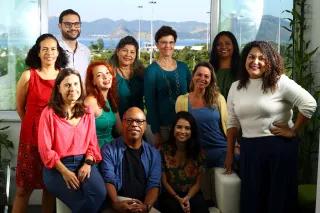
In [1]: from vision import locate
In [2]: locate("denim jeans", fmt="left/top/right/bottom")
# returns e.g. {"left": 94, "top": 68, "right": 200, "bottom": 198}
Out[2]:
{"left": 43, "top": 155, "right": 106, "bottom": 213}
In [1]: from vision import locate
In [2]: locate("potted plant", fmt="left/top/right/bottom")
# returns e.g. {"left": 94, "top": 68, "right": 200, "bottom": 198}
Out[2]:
{"left": 0, "top": 125, "right": 14, "bottom": 211}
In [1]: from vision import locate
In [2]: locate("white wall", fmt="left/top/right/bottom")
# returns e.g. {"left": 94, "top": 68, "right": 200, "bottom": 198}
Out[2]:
{"left": 309, "top": 0, "right": 320, "bottom": 87}
{"left": 306, "top": 0, "right": 320, "bottom": 211}
{"left": 308, "top": 0, "right": 320, "bottom": 211}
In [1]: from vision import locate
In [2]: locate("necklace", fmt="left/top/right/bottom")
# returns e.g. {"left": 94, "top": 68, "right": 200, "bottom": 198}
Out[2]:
{"left": 157, "top": 59, "right": 177, "bottom": 71}
{"left": 161, "top": 66, "right": 181, "bottom": 105}
{"left": 118, "top": 67, "right": 132, "bottom": 80}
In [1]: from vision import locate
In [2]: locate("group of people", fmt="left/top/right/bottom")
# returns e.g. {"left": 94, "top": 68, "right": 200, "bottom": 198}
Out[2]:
{"left": 12, "top": 8, "right": 317, "bottom": 213}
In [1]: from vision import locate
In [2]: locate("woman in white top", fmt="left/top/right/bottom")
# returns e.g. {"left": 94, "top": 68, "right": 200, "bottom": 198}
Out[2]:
{"left": 225, "top": 41, "right": 317, "bottom": 213}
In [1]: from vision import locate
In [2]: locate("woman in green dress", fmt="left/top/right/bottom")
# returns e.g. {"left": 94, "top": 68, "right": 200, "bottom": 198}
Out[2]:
{"left": 209, "top": 31, "right": 240, "bottom": 99}
{"left": 85, "top": 61, "right": 122, "bottom": 147}
{"left": 109, "top": 36, "right": 145, "bottom": 119}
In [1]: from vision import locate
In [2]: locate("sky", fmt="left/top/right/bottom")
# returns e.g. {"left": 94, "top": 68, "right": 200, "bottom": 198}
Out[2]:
{"left": 48, "top": 0, "right": 211, "bottom": 23}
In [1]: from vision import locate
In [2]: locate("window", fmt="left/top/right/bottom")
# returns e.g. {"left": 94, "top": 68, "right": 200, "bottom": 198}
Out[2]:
{"left": 0, "top": 0, "right": 42, "bottom": 110}
{"left": 48, "top": 0, "right": 211, "bottom": 68}
{"left": 219, "top": 0, "right": 293, "bottom": 50}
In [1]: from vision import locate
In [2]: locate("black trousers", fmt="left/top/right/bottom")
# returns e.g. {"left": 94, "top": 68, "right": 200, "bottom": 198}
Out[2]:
{"left": 159, "top": 191, "right": 209, "bottom": 213}
{"left": 240, "top": 136, "right": 298, "bottom": 213}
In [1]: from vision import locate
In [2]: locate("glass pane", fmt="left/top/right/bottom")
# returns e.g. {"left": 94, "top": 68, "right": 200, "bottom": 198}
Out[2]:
{"left": 219, "top": 0, "right": 293, "bottom": 50}
{"left": 0, "top": 0, "right": 41, "bottom": 110}
{"left": 48, "top": 0, "right": 211, "bottom": 69}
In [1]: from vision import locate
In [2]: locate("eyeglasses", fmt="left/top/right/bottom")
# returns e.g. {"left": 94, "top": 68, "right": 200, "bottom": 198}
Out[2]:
{"left": 62, "top": 22, "right": 81, "bottom": 29}
{"left": 123, "top": 118, "right": 146, "bottom": 126}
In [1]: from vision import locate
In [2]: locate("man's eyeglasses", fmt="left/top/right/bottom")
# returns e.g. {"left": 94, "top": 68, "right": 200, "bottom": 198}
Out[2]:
{"left": 62, "top": 22, "right": 81, "bottom": 29}
{"left": 123, "top": 118, "right": 146, "bottom": 126}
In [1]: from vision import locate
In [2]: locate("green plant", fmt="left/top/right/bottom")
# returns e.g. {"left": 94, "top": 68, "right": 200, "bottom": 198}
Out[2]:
{"left": 0, "top": 125, "right": 13, "bottom": 209}
{"left": 0, "top": 126, "right": 14, "bottom": 163}
{"left": 284, "top": 0, "right": 319, "bottom": 183}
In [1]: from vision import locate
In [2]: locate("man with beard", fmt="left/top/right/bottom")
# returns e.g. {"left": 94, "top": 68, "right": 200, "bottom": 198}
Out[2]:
{"left": 58, "top": 9, "right": 90, "bottom": 80}
{"left": 100, "top": 107, "right": 161, "bottom": 213}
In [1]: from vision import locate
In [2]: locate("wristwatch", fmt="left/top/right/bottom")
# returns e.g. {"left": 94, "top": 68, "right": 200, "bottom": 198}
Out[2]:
{"left": 84, "top": 159, "right": 94, "bottom": 166}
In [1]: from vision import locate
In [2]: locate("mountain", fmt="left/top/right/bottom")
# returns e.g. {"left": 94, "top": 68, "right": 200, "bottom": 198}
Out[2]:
{"left": 110, "top": 25, "right": 131, "bottom": 38}
{"left": 48, "top": 15, "right": 290, "bottom": 42}
{"left": 48, "top": 17, "right": 207, "bottom": 39}
{"left": 256, "top": 15, "right": 290, "bottom": 43}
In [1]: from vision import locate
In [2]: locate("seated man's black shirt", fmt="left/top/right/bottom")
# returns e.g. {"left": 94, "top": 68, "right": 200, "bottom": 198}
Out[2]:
{"left": 119, "top": 145, "right": 147, "bottom": 201}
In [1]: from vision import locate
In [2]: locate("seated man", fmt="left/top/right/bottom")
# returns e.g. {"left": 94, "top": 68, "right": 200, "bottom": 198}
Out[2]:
{"left": 101, "top": 107, "right": 161, "bottom": 213}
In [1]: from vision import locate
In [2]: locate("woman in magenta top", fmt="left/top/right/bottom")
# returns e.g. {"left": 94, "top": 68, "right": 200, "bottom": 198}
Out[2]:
{"left": 38, "top": 68, "right": 106, "bottom": 212}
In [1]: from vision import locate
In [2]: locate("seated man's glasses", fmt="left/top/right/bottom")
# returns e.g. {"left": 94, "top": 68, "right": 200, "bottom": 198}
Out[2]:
{"left": 124, "top": 118, "right": 146, "bottom": 126}
{"left": 62, "top": 22, "right": 81, "bottom": 29}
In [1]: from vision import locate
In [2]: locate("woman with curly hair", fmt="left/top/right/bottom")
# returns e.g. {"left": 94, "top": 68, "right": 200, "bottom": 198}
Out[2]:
{"left": 13, "top": 33, "right": 68, "bottom": 212}
{"left": 160, "top": 111, "right": 208, "bottom": 213}
{"left": 209, "top": 31, "right": 240, "bottom": 98}
{"left": 225, "top": 41, "right": 317, "bottom": 213}
{"left": 85, "top": 61, "right": 122, "bottom": 147}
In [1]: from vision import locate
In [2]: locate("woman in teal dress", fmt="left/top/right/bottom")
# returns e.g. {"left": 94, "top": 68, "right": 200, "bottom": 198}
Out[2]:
{"left": 109, "top": 36, "right": 145, "bottom": 119}
{"left": 145, "top": 26, "right": 191, "bottom": 147}
{"left": 85, "top": 61, "right": 122, "bottom": 147}
{"left": 209, "top": 31, "right": 240, "bottom": 99}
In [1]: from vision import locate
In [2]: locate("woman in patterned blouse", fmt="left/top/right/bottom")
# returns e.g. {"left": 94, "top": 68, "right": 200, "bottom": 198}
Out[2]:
{"left": 159, "top": 111, "right": 209, "bottom": 213}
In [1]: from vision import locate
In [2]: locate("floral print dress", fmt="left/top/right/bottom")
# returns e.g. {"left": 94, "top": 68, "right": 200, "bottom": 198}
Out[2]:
{"left": 161, "top": 144, "right": 204, "bottom": 193}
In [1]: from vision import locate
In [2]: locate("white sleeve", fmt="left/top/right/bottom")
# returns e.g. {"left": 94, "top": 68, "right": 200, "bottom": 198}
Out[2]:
{"left": 227, "top": 82, "right": 241, "bottom": 129}
{"left": 280, "top": 75, "right": 317, "bottom": 118}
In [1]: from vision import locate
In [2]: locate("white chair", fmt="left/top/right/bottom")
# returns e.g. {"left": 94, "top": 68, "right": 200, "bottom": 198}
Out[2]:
{"left": 214, "top": 167, "right": 241, "bottom": 213}
{"left": 209, "top": 207, "right": 221, "bottom": 213}
{"left": 56, "top": 198, "right": 71, "bottom": 213}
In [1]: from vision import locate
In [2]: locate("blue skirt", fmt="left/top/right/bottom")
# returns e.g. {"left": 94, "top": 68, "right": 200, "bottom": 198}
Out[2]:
{"left": 240, "top": 136, "right": 298, "bottom": 213}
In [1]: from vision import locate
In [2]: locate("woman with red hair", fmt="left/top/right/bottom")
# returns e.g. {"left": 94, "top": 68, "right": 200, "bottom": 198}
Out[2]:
{"left": 85, "top": 61, "right": 122, "bottom": 147}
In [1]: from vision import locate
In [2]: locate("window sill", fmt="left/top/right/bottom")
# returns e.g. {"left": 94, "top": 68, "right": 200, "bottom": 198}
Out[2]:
{"left": 0, "top": 111, "right": 20, "bottom": 122}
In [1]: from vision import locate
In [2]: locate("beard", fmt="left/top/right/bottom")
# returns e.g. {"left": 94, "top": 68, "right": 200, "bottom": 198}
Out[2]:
{"left": 61, "top": 29, "right": 81, "bottom": 41}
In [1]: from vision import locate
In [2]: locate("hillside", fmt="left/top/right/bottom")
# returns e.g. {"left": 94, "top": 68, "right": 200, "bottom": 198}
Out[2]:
{"left": 47, "top": 15, "right": 290, "bottom": 42}
{"left": 48, "top": 17, "right": 207, "bottom": 39}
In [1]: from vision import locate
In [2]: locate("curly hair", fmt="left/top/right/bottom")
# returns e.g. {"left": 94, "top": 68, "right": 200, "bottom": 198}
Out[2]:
{"left": 25, "top": 33, "right": 68, "bottom": 70}
{"left": 155, "top": 25, "right": 177, "bottom": 43}
{"left": 209, "top": 31, "right": 240, "bottom": 79}
{"left": 166, "top": 111, "right": 200, "bottom": 160}
{"left": 190, "top": 62, "right": 220, "bottom": 107}
{"left": 109, "top": 36, "right": 144, "bottom": 77}
{"left": 49, "top": 68, "right": 86, "bottom": 118}
{"left": 237, "top": 41, "right": 284, "bottom": 93}
{"left": 85, "top": 60, "right": 118, "bottom": 112}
